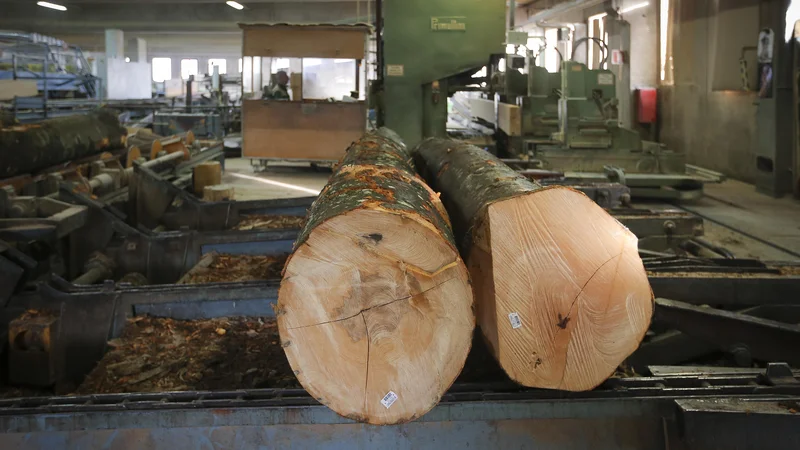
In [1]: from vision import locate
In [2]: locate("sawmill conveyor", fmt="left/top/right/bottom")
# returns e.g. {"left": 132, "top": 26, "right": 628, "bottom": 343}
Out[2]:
{"left": 0, "top": 250, "right": 799, "bottom": 449}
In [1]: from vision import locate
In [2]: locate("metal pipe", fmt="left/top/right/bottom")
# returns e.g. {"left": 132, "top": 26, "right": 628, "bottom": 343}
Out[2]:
{"left": 72, "top": 265, "right": 112, "bottom": 285}
{"left": 141, "top": 150, "right": 185, "bottom": 168}
{"left": 509, "top": 0, "right": 516, "bottom": 29}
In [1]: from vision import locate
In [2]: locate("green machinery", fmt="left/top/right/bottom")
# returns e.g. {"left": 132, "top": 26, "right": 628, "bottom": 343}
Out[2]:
{"left": 378, "top": 0, "right": 506, "bottom": 144}
{"left": 486, "top": 57, "right": 723, "bottom": 199}
{"left": 376, "top": 1, "right": 721, "bottom": 199}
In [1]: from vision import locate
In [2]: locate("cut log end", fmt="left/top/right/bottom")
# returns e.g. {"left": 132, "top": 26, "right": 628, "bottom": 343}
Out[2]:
{"left": 278, "top": 208, "right": 474, "bottom": 424}
{"left": 470, "top": 187, "right": 653, "bottom": 391}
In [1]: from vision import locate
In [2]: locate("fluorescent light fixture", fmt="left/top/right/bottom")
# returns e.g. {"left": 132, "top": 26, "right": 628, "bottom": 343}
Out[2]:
{"left": 37, "top": 1, "right": 67, "bottom": 11}
{"left": 226, "top": 1, "right": 244, "bottom": 10}
{"left": 621, "top": 2, "right": 649, "bottom": 14}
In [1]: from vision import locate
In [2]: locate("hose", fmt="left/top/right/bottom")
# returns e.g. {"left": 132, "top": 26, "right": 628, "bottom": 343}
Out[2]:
{"left": 571, "top": 37, "right": 609, "bottom": 68}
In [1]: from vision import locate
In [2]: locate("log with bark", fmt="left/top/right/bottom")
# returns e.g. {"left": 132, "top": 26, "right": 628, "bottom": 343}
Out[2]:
{"left": 277, "top": 129, "right": 474, "bottom": 425}
{"left": 413, "top": 138, "right": 653, "bottom": 392}
{"left": 0, "top": 108, "right": 127, "bottom": 178}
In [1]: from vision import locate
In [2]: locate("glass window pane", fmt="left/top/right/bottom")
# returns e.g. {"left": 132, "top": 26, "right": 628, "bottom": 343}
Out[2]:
{"left": 181, "top": 58, "right": 198, "bottom": 80}
{"left": 152, "top": 57, "right": 172, "bottom": 82}
{"left": 208, "top": 59, "right": 227, "bottom": 75}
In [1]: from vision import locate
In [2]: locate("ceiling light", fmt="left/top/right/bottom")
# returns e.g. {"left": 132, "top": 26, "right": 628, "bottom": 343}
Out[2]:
{"left": 226, "top": 1, "right": 244, "bottom": 10}
{"left": 621, "top": 2, "right": 649, "bottom": 14}
{"left": 37, "top": 1, "right": 67, "bottom": 11}
{"left": 125, "top": 57, "right": 131, "bottom": 63}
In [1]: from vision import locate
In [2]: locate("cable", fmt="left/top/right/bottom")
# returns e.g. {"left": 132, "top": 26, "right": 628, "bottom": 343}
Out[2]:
{"left": 532, "top": 45, "right": 563, "bottom": 68}
{"left": 571, "top": 37, "right": 609, "bottom": 68}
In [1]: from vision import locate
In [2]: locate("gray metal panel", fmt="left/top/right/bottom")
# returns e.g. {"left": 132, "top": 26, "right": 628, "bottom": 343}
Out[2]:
{"left": 0, "top": 399, "right": 667, "bottom": 450}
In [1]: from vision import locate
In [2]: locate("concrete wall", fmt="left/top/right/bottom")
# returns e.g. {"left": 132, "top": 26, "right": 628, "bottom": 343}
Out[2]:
{"left": 659, "top": 0, "right": 761, "bottom": 182}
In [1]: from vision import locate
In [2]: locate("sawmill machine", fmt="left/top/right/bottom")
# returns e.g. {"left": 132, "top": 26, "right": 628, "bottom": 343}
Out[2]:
{"left": 375, "top": 0, "right": 722, "bottom": 199}
{"left": 475, "top": 30, "right": 724, "bottom": 199}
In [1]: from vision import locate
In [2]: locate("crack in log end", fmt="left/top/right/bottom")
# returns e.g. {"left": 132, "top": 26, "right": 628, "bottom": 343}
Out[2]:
{"left": 362, "top": 313, "right": 370, "bottom": 412}
{"left": 559, "top": 251, "right": 623, "bottom": 327}
{"left": 362, "top": 233, "right": 383, "bottom": 243}
{"left": 285, "top": 276, "right": 458, "bottom": 331}
{"left": 556, "top": 313, "right": 570, "bottom": 330}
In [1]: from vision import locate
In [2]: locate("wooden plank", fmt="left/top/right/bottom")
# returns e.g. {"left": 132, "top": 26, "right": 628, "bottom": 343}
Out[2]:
{"left": 242, "top": 100, "right": 366, "bottom": 161}
{"left": 469, "top": 98, "right": 521, "bottom": 136}
{"left": 242, "top": 26, "right": 367, "bottom": 59}
{"left": 0, "top": 80, "right": 38, "bottom": 100}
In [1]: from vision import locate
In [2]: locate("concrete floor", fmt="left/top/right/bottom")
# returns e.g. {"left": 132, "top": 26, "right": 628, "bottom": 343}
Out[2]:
{"left": 679, "top": 180, "right": 800, "bottom": 261}
{"left": 222, "top": 158, "right": 329, "bottom": 201}
{"left": 222, "top": 159, "right": 800, "bottom": 262}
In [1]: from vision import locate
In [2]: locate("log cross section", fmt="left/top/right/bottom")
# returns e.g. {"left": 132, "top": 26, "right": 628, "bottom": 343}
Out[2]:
{"left": 413, "top": 138, "right": 654, "bottom": 392}
{"left": 277, "top": 129, "right": 474, "bottom": 425}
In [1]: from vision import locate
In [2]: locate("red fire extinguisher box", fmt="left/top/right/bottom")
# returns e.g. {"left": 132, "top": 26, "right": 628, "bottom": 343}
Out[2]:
{"left": 636, "top": 88, "right": 658, "bottom": 124}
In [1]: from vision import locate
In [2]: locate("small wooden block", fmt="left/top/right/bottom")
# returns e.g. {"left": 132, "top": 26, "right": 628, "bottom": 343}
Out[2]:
{"left": 203, "top": 184, "right": 235, "bottom": 202}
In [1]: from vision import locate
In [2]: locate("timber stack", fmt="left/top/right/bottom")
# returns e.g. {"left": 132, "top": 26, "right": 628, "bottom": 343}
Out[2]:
{"left": 277, "top": 129, "right": 474, "bottom": 425}
{"left": 0, "top": 108, "right": 127, "bottom": 178}
{"left": 413, "top": 138, "right": 653, "bottom": 391}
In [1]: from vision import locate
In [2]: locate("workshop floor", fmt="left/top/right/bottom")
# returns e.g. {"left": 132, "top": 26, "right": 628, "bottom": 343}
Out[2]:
{"left": 222, "top": 158, "right": 328, "bottom": 200}
{"left": 223, "top": 159, "right": 800, "bottom": 262}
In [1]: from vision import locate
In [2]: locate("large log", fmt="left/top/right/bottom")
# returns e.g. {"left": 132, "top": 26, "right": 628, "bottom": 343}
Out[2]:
{"left": 277, "top": 129, "right": 474, "bottom": 425}
{"left": 0, "top": 109, "right": 127, "bottom": 178}
{"left": 413, "top": 138, "right": 653, "bottom": 391}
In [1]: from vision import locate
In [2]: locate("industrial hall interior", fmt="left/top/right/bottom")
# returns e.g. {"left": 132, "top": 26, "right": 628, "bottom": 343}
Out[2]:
{"left": 1, "top": 0, "right": 800, "bottom": 448}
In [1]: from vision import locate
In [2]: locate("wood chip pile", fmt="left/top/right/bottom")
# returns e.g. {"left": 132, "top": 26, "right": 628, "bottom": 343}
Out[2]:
{"left": 77, "top": 316, "right": 298, "bottom": 394}
{"left": 233, "top": 215, "right": 305, "bottom": 231}
{"left": 177, "top": 253, "right": 287, "bottom": 284}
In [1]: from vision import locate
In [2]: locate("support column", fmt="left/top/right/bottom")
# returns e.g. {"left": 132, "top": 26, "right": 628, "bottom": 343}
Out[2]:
{"left": 607, "top": 16, "right": 631, "bottom": 129}
{"left": 135, "top": 38, "right": 147, "bottom": 62}
{"left": 104, "top": 29, "right": 124, "bottom": 60}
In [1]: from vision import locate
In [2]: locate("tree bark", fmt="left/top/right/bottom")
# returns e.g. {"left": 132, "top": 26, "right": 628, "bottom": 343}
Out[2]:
{"left": 413, "top": 138, "right": 653, "bottom": 392}
{"left": 0, "top": 109, "right": 127, "bottom": 178}
{"left": 278, "top": 129, "right": 473, "bottom": 425}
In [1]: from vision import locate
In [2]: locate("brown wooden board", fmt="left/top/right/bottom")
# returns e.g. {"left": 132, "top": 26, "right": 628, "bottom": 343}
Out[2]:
{"left": 240, "top": 24, "right": 369, "bottom": 59}
{"left": 242, "top": 100, "right": 366, "bottom": 161}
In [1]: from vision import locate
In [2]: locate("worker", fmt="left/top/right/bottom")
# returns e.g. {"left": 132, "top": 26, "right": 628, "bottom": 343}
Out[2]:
{"left": 263, "top": 70, "right": 291, "bottom": 101}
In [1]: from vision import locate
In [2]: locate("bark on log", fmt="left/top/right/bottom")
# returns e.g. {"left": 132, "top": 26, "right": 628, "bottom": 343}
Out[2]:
{"left": 277, "top": 129, "right": 474, "bottom": 425}
{"left": 0, "top": 109, "right": 127, "bottom": 178}
{"left": 413, "top": 138, "right": 653, "bottom": 391}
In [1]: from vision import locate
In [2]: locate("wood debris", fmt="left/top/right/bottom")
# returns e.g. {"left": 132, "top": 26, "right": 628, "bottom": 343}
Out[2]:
{"left": 178, "top": 252, "right": 287, "bottom": 284}
{"left": 233, "top": 214, "right": 306, "bottom": 231}
{"left": 77, "top": 316, "right": 298, "bottom": 394}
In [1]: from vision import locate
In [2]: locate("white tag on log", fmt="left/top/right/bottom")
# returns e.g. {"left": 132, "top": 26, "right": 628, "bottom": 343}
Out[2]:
{"left": 381, "top": 391, "right": 398, "bottom": 409}
{"left": 509, "top": 312, "right": 522, "bottom": 329}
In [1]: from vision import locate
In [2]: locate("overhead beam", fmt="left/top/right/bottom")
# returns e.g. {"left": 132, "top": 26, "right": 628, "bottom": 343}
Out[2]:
{"left": 0, "top": 2, "right": 368, "bottom": 34}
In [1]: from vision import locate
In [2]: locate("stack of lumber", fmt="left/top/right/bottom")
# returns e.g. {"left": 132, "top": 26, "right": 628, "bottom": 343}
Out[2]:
{"left": 413, "top": 138, "right": 653, "bottom": 392}
{"left": 277, "top": 129, "right": 474, "bottom": 425}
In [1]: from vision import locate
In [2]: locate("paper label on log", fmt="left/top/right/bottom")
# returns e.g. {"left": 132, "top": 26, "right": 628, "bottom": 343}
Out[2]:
{"left": 380, "top": 391, "right": 398, "bottom": 409}
{"left": 508, "top": 312, "right": 522, "bottom": 329}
